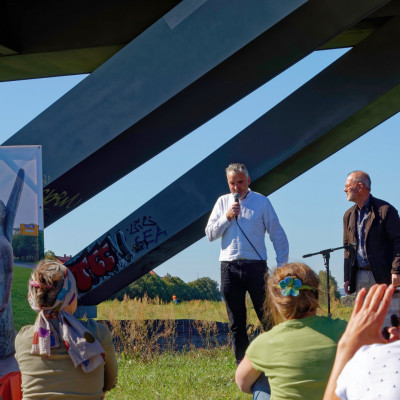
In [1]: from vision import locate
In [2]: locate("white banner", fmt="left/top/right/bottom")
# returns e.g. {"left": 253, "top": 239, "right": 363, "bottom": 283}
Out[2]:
{"left": 0, "top": 145, "right": 43, "bottom": 261}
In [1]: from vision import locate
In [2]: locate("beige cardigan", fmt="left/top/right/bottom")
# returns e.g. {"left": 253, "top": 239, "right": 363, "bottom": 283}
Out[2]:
{"left": 15, "top": 319, "right": 117, "bottom": 399}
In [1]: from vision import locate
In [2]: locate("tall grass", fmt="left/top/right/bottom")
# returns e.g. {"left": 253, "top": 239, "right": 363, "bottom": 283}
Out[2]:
{"left": 99, "top": 294, "right": 352, "bottom": 324}
{"left": 98, "top": 294, "right": 261, "bottom": 326}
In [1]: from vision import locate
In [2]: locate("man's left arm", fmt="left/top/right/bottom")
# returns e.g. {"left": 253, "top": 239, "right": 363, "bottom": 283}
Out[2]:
{"left": 263, "top": 198, "right": 289, "bottom": 267}
{"left": 384, "top": 205, "right": 400, "bottom": 286}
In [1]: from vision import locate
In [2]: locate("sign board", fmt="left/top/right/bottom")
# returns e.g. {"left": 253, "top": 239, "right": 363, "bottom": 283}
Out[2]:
{"left": 20, "top": 223, "right": 39, "bottom": 236}
{"left": 0, "top": 146, "right": 44, "bottom": 261}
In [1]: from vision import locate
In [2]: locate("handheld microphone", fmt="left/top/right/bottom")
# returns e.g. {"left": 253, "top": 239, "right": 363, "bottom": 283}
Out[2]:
{"left": 234, "top": 193, "right": 240, "bottom": 220}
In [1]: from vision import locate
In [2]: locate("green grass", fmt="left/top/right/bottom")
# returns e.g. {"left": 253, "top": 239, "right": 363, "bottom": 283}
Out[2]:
{"left": 12, "top": 266, "right": 36, "bottom": 330}
{"left": 106, "top": 348, "right": 248, "bottom": 400}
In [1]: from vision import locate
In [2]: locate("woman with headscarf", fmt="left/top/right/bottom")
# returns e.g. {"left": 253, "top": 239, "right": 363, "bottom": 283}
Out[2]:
{"left": 15, "top": 259, "right": 117, "bottom": 399}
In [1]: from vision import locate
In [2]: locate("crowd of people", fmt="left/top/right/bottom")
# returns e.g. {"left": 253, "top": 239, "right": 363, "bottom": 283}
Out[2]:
{"left": 1, "top": 163, "right": 400, "bottom": 400}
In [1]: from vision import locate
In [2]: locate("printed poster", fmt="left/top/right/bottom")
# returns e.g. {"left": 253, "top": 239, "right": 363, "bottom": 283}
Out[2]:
{"left": 0, "top": 145, "right": 44, "bottom": 262}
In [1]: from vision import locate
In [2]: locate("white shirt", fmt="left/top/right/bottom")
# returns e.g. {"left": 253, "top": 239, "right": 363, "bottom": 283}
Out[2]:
{"left": 205, "top": 190, "right": 288, "bottom": 265}
{"left": 336, "top": 340, "right": 400, "bottom": 400}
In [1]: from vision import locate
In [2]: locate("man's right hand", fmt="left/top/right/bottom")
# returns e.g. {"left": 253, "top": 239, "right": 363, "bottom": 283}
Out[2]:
{"left": 344, "top": 280, "right": 352, "bottom": 295}
{"left": 226, "top": 203, "right": 240, "bottom": 221}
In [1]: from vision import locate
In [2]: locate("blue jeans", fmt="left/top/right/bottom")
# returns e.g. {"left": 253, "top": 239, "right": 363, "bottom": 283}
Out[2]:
{"left": 252, "top": 373, "right": 271, "bottom": 400}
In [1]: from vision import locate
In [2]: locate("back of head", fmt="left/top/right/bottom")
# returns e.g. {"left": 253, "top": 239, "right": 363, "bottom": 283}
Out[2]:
{"left": 28, "top": 259, "right": 67, "bottom": 309}
{"left": 265, "top": 262, "right": 319, "bottom": 325}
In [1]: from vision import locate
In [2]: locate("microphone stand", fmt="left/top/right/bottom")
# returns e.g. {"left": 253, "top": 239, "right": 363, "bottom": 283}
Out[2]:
{"left": 303, "top": 245, "right": 350, "bottom": 318}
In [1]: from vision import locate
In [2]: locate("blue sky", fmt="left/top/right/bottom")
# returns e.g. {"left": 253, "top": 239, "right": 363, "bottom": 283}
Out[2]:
{"left": 1, "top": 48, "right": 400, "bottom": 288}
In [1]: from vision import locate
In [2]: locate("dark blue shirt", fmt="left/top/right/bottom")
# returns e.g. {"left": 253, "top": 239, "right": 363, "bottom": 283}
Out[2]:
{"left": 356, "top": 197, "right": 371, "bottom": 267}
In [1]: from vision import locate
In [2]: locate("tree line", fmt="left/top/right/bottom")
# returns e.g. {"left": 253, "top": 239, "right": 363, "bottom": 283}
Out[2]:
{"left": 112, "top": 273, "right": 222, "bottom": 302}
{"left": 113, "top": 269, "right": 340, "bottom": 304}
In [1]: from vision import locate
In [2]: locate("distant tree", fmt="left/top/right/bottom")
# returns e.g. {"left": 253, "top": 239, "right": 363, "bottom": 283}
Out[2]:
{"left": 162, "top": 274, "right": 191, "bottom": 301}
{"left": 187, "top": 277, "right": 222, "bottom": 301}
{"left": 114, "top": 274, "right": 171, "bottom": 302}
{"left": 318, "top": 270, "right": 340, "bottom": 304}
{"left": 44, "top": 249, "right": 57, "bottom": 260}
{"left": 12, "top": 233, "right": 39, "bottom": 261}
{"left": 113, "top": 274, "right": 222, "bottom": 302}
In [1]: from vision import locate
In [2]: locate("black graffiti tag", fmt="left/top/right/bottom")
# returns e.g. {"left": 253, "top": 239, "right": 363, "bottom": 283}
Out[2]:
{"left": 126, "top": 216, "right": 167, "bottom": 253}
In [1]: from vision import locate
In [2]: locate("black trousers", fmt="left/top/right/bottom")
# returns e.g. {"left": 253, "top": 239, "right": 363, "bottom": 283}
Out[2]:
{"left": 220, "top": 260, "right": 268, "bottom": 365}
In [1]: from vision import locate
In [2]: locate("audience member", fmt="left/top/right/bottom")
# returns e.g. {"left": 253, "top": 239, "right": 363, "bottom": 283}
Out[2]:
{"left": 324, "top": 284, "right": 400, "bottom": 400}
{"left": 15, "top": 259, "right": 117, "bottom": 399}
{"left": 235, "top": 262, "right": 346, "bottom": 400}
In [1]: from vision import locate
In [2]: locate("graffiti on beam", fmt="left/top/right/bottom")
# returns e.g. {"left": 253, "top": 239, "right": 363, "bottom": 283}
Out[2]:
{"left": 67, "top": 230, "right": 133, "bottom": 292}
{"left": 42, "top": 174, "right": 51, "bottom": 186}
{"left": 43, "top": 188, "right": 82, "bottom": 209}
{"left": 126, "top": 216, "right": 167, "bottom": 254}
{"left": 66, "top": 216, "right": 167, "bottom": 292}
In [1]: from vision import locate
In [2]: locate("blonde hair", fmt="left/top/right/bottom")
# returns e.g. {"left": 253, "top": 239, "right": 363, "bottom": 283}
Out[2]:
{"left": 264, "top": 262, "right": 320, "bottom": 326}
{"left": 28, "top": 259, "right": 67, "bottom": 309}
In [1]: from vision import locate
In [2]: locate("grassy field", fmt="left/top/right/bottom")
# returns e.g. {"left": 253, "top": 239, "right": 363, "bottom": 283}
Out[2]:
{"left": 12, "top": 266, "right": 36, "bottom": 330}
{"left": 98, "top": 295, "right": 260, "bottom": 325}
{"left": 12, "top": 266, "right": 353, "bottom": 400}
{"left": 98, "top": 294, "right": 353, "bottom": 323}
{"left": 106, "top": 348, "right": 248, "bottom": 400}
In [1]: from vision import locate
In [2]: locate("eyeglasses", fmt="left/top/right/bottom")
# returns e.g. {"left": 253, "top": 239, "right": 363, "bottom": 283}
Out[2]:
{"left": 344, "top": 183, "right": 361, "bottom": 190}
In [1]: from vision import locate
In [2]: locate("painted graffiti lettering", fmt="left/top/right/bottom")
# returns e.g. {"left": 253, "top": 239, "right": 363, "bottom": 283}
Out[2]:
{"left": 68, "top": 237, "right": 119, "bottom": 292}
{"left": 127, "top": 216, "right": 167, "bottom": 254}
{"left": 68, "top": 216, "right": 167, "bottom": 293}
{"left": 43, "top": 188, "right": 82, "bottom": 209}
{"left": 68, "top": 256, "right": 92, "bottom": 291}
{"left": 42, "top": 174, "right": 51, "bottom": 186}
{"left": 128, "top": 216, "right": 158, "bottom": 234}
{"left": 87, "top": 242, "right": 116, "bottom": 277}
{"left": 142, "top": 216, "right": 157, "bottom": 226}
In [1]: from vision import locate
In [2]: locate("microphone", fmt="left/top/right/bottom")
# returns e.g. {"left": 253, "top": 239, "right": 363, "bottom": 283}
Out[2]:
{"left": 234, "top": 193, "right": 240, "bottom": 220}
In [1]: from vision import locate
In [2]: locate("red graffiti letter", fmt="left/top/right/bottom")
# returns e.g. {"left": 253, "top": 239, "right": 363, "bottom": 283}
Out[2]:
{"left": 68, "top": 257, "right": 93, "bottom": 291}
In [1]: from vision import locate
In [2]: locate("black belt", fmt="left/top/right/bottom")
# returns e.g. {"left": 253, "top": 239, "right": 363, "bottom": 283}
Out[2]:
{"left": 358, "top": 266, "right": 372, "bottom": 271}
{"left": 223, "top": 259, "right": 267, "bottom": 265}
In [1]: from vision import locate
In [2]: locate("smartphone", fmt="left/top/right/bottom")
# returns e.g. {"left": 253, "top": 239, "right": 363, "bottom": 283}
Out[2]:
{"left": 382, "top": 291, "right": 400, "bottom": 340}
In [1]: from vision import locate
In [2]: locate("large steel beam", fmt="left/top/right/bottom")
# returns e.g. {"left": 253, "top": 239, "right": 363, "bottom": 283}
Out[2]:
{"left": 3, "top": 0, "right": 388, "bottom": 227}
{"left": 67, "top": 16, "right": 400, "bottom": 305}
{"left": 0, "top": 0, "right": 183, "bottom": 81}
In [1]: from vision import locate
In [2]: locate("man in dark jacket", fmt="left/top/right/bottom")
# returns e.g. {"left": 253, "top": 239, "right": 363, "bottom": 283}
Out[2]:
{"left": 343, "top": 170, "right": 400, "bottom": 294}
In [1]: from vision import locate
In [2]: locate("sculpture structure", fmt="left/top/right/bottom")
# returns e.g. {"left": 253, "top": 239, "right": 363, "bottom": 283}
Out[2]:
{"left": 0, "top": 168, "right": 24, "bottom": 375}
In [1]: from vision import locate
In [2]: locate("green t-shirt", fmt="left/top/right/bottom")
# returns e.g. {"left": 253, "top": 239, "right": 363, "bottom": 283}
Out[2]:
{"left": 246, "top": 315, "right": 347, "bottom": 400}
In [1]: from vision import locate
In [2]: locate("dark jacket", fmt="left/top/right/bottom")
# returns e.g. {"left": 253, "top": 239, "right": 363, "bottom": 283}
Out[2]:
{"left": 343, "top": 195, "right": 400, "bottom": 293}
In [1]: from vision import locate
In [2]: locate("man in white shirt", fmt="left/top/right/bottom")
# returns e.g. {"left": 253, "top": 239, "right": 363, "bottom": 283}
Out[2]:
{"left": 205, "top": 163, "right": 289, "bottom": 365}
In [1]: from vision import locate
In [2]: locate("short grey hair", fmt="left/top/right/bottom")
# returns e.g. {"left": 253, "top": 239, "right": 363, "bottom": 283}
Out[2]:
{"left": 348, "top": 170, "right": 371, "bottom": 191}
{"left": 225, "top": 163, "right": 249, "bottom": 178}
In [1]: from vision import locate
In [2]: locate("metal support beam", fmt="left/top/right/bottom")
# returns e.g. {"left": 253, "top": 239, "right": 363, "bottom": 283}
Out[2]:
{"left": 4, "top": 0, "right": 388, "bottom": 227}
{"left": 68, "top": 16, "right": 400, "bottom": 305}
{"left": 0, "top": 0, "right": 183, "bottom": 81}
